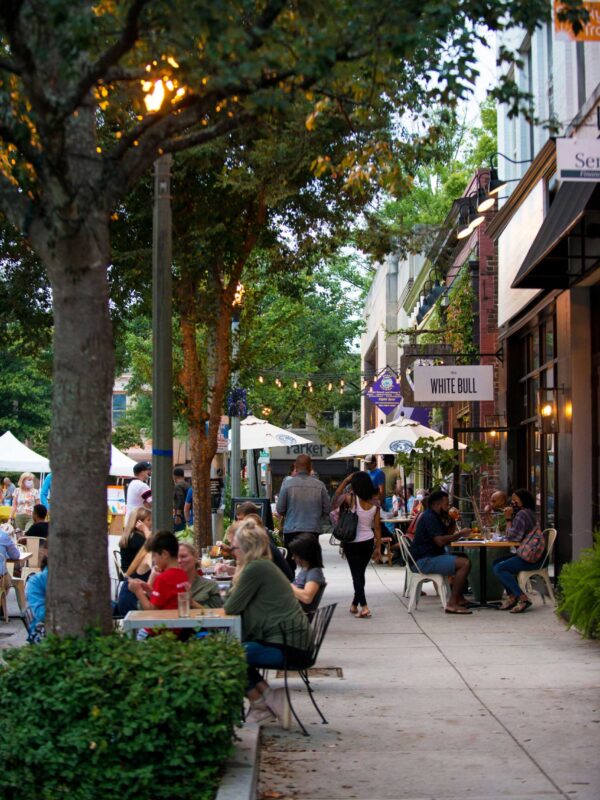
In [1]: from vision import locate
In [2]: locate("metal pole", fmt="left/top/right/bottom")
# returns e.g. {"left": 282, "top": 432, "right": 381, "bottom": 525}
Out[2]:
{"left": 152, "top": 154, "right": 173, "bottom": 532}
{"left": 230, "top": 314, "right": 241, "bottom": 499}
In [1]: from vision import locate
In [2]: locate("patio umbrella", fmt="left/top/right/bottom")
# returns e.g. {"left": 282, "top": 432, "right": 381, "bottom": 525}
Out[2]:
{"left": 326, "top": 416, "right": 466, "bottom": 459}
{"left": 229, "top": 415, "right": 313, "bottom": 451}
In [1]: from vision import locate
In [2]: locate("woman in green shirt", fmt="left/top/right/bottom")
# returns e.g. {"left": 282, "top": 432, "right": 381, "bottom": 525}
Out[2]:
{"left": 177, "top": 542, "right": 223, "bottom": 608}
{"left": 224, "top": 519, "right": 312, "bottom": 726}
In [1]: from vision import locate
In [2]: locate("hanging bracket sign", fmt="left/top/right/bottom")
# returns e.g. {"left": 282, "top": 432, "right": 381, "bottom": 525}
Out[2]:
{"left": 364, "top": 368, "right": 403, "bottom": 414}
{"left": 413, "top": 365, "right": 494, "bottom": 402}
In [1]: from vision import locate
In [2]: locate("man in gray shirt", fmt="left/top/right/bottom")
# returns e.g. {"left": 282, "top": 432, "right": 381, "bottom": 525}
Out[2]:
{"left": 276, "top": 454, "right": 330, "bottom": 568}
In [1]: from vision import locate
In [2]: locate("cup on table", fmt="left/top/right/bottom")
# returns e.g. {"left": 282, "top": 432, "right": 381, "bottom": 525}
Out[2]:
{"left": 177, "top": 589, "right": 191, "bottom": 618}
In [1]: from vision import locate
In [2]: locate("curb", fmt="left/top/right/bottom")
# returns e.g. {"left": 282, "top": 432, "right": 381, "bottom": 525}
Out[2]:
{"left": 216, "top": 724, "right": 260, "bottom": 800}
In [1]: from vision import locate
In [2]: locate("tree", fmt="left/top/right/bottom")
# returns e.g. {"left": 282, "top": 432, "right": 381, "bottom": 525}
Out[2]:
{"left": 0, "top": 1, "right": 583, "bottom": 636}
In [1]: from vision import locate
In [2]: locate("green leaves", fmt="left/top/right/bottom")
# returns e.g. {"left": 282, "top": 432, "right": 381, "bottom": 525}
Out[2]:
{"left": 557, "top": 532, "right": 600, "bottom": 639}
{"left": 0, "top": 631, "right": 247, "bottom": 799}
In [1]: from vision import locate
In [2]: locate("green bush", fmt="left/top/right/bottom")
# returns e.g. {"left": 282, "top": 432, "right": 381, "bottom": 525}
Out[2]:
{"left": 0, "top": 631, "right": 247, "bottom": 800}
{"left": 557, "top": 532, "right": 600, "bottom": 639}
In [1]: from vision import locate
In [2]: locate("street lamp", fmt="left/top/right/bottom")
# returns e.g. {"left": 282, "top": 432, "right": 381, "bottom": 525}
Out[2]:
{"left": 230, "top": 284, "right": 244, "bottom": 499}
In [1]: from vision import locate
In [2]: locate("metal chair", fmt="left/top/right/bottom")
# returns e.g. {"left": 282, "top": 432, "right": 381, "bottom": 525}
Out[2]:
{"left": 517, "top": 528, "right": 557, "bottom": 604}
{"left": 398, "top": 534, "right": 449, "bottom": 612}
{"left": 268, "top": 602, "right": 337, "bottom": 736}
{"left": 0, "top": 553, "right": 9, "bottom": 622}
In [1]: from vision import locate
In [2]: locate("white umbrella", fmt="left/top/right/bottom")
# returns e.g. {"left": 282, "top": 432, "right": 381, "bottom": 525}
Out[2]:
{"left": 0, "top": 431, "right": 50, "bottom": 473}
{"left": 109, "top": 445, "right": 138, "bottom": 477}
{"left": 327, "top": 417, "right": 466, "bottom": 459}
{"left": 229, "top": 415, "right": 312, "bottom": 450}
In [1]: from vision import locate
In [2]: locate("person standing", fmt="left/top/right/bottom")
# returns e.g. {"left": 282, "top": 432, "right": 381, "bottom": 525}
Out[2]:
{"left": 363, "top": 455, "right": 385, "bottom": 503}
{"left": 334, "top": 471, "right": 381, "bottom": 618}
{"left": 40, "top": 473, "right": 52, "bottom": 511}
{"left": 276, "top": 454, "right": 330, "bottom": 569}
{"left": 2, "top": 477, "right": 15, "bottom": 507}
{"left": 10, "top": 472, "right": 40, "bottom": 532}
{"left": 172, "top": 467, "right": 189, "bottom": 532}
{"left": 126, "top": 461, "right": 152, "bottom": 521}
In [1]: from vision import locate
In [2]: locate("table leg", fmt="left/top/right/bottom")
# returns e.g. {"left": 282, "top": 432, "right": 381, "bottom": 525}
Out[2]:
{"left": 480, "top": 547, "right": 487, "bottom": 606}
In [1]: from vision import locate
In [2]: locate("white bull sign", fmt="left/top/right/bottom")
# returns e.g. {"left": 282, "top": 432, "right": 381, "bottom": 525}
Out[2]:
{"left": 413, "top": 365, "right": 494, "bottom": 402}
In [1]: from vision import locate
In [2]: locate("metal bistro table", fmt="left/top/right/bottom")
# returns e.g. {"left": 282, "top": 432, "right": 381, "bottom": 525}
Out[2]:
{"left": 451, "top": 539, "right": 519, "bottom": 609}
{"left": 122, "top": 608, "right": 242, "bottom": 639}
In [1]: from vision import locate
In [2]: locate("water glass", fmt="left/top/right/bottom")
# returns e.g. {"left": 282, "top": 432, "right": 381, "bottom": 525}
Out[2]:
{"left": 177, "top": 590, "right": 191, "bottom": 618}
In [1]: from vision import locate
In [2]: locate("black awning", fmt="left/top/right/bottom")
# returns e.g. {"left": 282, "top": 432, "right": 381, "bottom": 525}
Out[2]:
{"left": 511, "top": 181, "right": 600, "bottom": 289}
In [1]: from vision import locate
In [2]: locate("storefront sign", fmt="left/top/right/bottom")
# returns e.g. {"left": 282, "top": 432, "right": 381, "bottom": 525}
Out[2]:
{"left": 413, "top": 365, "right": 494, "bottom": 402}
{"left": 557, "top": 137, "right": 600, "bottom": 181}
{"left": 365, "top": 369, "right": 403, "bottom": 414}
{"left": 554, "top": 1, "right": 600, "bottom": 42}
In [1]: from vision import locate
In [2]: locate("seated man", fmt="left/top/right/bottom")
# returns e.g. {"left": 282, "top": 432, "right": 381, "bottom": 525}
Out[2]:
{"left": 24, "top": 504, "right": 49, "bottom": 540}
{"left": 128, "top": 531, "right": 189, "bottom": 626}
{"left": 483, "top": 490, "right": 508, "bottom": 531}
{"left": 410, "top": 489, "right": 472, "bottom": 615}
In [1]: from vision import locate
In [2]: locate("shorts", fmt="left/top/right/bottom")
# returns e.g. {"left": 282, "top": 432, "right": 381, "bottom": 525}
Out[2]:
{"left": 416, "top": 554, "right": 460, "bottom": 576}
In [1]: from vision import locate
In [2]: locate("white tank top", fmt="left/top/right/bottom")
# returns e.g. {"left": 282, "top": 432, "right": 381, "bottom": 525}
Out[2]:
{"left": 354, "top": 500, "right": 376, "bottom": 543}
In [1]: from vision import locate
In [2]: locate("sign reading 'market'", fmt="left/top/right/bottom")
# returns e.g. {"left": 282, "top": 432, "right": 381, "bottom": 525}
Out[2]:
{"left": 413, "top": 365, "right": 494, "bottom": 402}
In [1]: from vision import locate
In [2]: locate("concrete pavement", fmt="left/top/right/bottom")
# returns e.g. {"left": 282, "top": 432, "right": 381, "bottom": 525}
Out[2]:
{"left": 257, "top": 536, "right": 600, "bottom": 800}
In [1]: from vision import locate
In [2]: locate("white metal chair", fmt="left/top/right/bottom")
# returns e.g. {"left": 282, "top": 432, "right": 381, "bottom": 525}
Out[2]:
{"left": 517, "top": 528, "right": 557, "bottom": 604}
{"left": 398, "top": 534, "right": 450, "bottom": 612}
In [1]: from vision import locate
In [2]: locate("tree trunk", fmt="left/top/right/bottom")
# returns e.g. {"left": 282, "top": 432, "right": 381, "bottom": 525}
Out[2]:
{"left": 41, "top": 215, "right": 114, "bottom": 636}
{"left": 188, "top": 425, "right": 214, "bottom": 549}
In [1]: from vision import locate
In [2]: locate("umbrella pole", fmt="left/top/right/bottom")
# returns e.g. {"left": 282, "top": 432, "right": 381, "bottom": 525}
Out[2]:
{"left": 403, "top": 470, "right": 408, "bottom": 514}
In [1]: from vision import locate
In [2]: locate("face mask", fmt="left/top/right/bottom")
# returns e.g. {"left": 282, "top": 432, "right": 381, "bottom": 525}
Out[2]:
{"left": 23, "top": 479, "right": 33, "bottom": 489}
{"left": 511, "top": 501, "right": 519, "bottom": 510}
{"left": 416, "top": 494, "right": 424, "bottom": 501}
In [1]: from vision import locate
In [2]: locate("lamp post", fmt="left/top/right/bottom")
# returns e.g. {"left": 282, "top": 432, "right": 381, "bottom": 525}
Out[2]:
{"left": 230, "top": 284, "right": 244, "bottom": 499}
{"left": 151, "top": 153, "right": 174, "bottom": 531}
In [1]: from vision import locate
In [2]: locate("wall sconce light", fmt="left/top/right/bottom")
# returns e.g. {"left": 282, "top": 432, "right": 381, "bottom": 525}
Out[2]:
{"left": 537, "top": 387, "right": 569, "bottom": 434}
{"left": 484, "top": 415, "right": 506, "bottom": 449}
{"left": 456, "top": 196, "right": 485, "bottom": 240}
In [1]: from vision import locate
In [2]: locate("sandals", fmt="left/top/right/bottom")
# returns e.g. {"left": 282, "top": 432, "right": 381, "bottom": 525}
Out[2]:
{"left": 500, "top": 597, "right": 519, "bottom": 610}
{"left": 349, "top": 605, "right": 358, "bottom": 615}
{"left": 510, "top": 598, "right": 532, "bottom": 614}
{"left": 355, "top": 608, "right": 372, "bottom": 618}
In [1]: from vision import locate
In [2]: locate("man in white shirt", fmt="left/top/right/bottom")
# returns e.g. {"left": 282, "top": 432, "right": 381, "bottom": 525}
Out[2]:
{"left": 126, "top": 461, "right": 152, "bottom": 520}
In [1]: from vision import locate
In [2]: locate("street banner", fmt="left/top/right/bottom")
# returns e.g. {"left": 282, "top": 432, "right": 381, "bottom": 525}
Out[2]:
{"left": 365, "top": 368, "right": 403, "bottom": 414}
{"left": 554, "top": 1, "right": 600, "bottom": 41}
{"left": 413, "top": 365, "right": 494, "bottom": 402}
{"left": 556, "top": 137, "right": 600, "bottom": 181}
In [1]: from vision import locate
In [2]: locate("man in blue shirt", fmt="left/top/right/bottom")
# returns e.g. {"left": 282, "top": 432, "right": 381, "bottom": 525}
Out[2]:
{"left": 411, "top": 490, "right": 472, "bottom": 614}
{"left": 364, "top": 455, "right": 385, "bottom": 502}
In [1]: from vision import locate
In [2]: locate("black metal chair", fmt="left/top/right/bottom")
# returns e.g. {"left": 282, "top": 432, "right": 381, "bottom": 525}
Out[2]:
{"left": 277, "top": 602, "right": 337, "bottom": 736}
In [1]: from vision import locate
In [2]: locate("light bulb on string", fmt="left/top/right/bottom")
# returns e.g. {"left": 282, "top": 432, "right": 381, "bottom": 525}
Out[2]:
{"left": 340, "top": 379, "right": 345, "bottom": 387}
{"left": 307, "top": 380, "right": 312, "bottom": 388}
{"left": 293, "top": 381, "right": 298, "bottom": 389}
{"left": 340, "top": 387, "right": 344, "bottom": 395}
{"left": 328, "top": 382, "right": 333, "bottom": 391}
{"left": 258, "top": 376, "right": 264, "bottom": 384}
{"left": 309, "top": 385, "right": 314, "bottom": 393}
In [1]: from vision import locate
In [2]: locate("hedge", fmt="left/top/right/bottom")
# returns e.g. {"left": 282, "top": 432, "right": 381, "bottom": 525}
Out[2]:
{"left": 0, "top": 631, "right": 247, "bottom": 800}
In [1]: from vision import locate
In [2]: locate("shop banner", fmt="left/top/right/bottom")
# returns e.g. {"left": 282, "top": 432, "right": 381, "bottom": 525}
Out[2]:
{"left": 557, "top": 137, "right": 600, "bottom": 181}
{"left": 554, "top": 1, "right": 600, "bottom": 41}
{"left": 365, "top": 369, "right": 403, "bottom": 414}
{"left": 413, "top": 365, "right": 494, "bottom": 402}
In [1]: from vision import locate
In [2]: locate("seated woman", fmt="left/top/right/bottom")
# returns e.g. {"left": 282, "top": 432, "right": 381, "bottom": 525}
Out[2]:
{"left": 288, "top": 533, "right": 326, "bottom": 615}
{"left": 224, "top": 519, "right": 312, "bottom": 727}
{"left": 492, "top": 489, "right": 544, "bottom": 614}
{"left": 25, "top": 552, "right": 48, "bottom": 641}
{"left": 116, "top": 508, "right": 153, "bottom": 616}
{"left": 177, "top": 541, "right": 223, "bottom": 608}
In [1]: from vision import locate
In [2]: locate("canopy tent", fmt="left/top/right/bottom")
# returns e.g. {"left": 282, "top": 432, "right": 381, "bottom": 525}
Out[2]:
{"left": 0, "top": 431, "right": 51, "bottom": 473}
{"left": 228, "top": 415, "right": 312, "bottom": 451}
{"left": 327, "top": 417, "right": 466, "bottom": 459}
{"left": 110, "top": 445, "right": 138, "bottom": 477}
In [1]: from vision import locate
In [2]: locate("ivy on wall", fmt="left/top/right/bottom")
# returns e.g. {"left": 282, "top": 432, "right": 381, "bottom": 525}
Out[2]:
{"left": 421, "top": 263, "right": 476, "bottom": 363}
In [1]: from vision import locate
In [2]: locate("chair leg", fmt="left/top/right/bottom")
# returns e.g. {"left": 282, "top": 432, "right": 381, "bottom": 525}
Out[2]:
{"left": 0, "top": 592, "right": 7, "bottom": 623}
{"left": 299, "top": 669, "right": 328, "bottom": 724}
{"left": 542, "top": 574, "right": 556, "bottom": 604}
{"left": 283, "top": 667, "right": 308, "bottom": 736}
{"left": 407, "top": 578, "right": 424, "bottom": 613}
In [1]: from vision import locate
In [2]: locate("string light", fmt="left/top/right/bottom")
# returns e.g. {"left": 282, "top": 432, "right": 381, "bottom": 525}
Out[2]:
{"left": 307, "top": 380, "right": 312, "bottom": 388}
{"left": 340, "top": 387, "right": 344, "bottom": 394}
{"left": 258, "top": 376, "right": 264, "bottom": 384}
{"left": 340, "top": 379, "right": 344, "bottom": 387}
{"left": 309, "top": 385, "right": 314, "bottom": 393}
{"left": 293, "top": 381, "right": 298, "bottom": 389}
{"left": 328, "top": 382, "right": 333, "bottom": 391}
{"left": 232, "top": 282, "right": 245, "bottom": 306}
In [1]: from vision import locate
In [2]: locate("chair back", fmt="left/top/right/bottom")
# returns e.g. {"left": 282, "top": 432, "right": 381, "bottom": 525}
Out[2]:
{"left": 305, "top": 582, "right": 327, "bottom": 621}
{"left": 540, "top": 528, "right": 557, "bottom": 568}
{"left": 307, "top": 602, "right": 336, "bottom": 665}
{"left": 113, "top": 549, "right": 125, "bottom": 580}
{"left": 19, "top": 537, "right": 45, "bottom": 568}
{"left": 280, "top": 602, "right": 337, "bottom": 668}
{"left": 399, "top": 534, "right": 421, "bottom": 574}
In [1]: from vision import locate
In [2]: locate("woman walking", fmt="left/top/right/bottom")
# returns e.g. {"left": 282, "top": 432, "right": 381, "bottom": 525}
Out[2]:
{"left": 10, "top": 472, "right": 40, "bottom": 532}
{"left": 335, "top": 470, "right": 381, "bottom": 618}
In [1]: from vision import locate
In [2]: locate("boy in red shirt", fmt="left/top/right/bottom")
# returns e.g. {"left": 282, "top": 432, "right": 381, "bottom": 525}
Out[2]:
{"left": 128, "top": 531, "right": 189, "bottom": 635}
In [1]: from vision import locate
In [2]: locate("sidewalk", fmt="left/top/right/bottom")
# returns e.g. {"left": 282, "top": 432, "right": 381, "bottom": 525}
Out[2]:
{"left": 258, "top": 537, "right": 600, "bottom": 800}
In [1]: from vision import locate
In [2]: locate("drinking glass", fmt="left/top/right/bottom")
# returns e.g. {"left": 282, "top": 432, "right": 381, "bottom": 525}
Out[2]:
{"left": 177, "top": 590, "right": 191, "bottom": 618}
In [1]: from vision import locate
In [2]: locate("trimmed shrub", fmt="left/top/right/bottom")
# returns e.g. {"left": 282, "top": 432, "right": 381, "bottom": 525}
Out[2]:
{"left": 557, "top": 532, "right": 600, "bottom": 639}
{"left": 0, "top": 631, "right": 246, "bottom": 800}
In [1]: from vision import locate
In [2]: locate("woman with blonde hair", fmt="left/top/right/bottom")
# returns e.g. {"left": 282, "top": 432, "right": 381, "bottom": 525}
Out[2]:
{"left": 10, "top": 472, "right": 40, "bottom": 532}
{"left": 177, "top": 541, "right": 223, "bottom": 608}
{"left": 224, "top": 519, "right": 312, "bottom": 726}
{"left": 115, "top": 507, "right": 153, "bottom": 617}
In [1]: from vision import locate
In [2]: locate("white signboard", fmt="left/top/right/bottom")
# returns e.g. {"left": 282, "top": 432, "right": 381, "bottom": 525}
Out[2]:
{"left": 413, "top": 365, "right": 494, "bottom": 402}
{"left": 557, "top": 137, "right": 600, "bottom": 181}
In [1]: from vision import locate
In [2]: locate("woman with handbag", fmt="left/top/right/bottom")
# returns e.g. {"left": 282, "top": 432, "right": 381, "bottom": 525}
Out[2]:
{"left": 335, "top": 471, "right": 381, "bottom": 619}
{"left": 492, "top": 489, "right": 545, "bottom": 613}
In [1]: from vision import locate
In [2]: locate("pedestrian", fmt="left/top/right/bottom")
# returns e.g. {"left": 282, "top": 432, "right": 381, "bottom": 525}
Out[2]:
{"left": 173, "top": 467, "right": 189, "bottom": 532}
{"left": 40, "top": 473, "right": 52, "bottom": 511}
{"left": 275, "top": 454, "right": 330, "bottom": 571}
{"left": 10, "top": 472, "right": 40, "bottom": 532}
{"left": 2, "top": 477, "right": 15, "bottom": 507}
{"left": 334, "top": 470, "right": 382, "bottom": 618}
{"left": 363, "top": 455, "right": 385, "bottom": 503}
{"left": 125, "top": 461, "right": 152, "bottom": 522}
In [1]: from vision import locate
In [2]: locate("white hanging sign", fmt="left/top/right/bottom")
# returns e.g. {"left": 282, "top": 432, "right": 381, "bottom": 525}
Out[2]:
{"left": 556, "top": 137, "right": 600, "bottom": 181}
{"left": 413, "top": 365, "right": 494, "bottom": 402}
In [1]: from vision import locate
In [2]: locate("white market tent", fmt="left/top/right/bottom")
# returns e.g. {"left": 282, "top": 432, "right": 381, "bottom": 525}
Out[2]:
{"left": 0, "top": 431, "right": 51, "bottom": 473}
{"left": 110, "top": 445, "right": 137, "bottom": 478}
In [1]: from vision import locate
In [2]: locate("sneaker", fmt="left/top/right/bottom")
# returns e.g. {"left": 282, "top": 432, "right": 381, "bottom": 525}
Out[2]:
{"left": 246, "top": 701, "right": 276, "bottom": 725}
{"left": 263, "top": 687, "right": 291, "bottom": 729}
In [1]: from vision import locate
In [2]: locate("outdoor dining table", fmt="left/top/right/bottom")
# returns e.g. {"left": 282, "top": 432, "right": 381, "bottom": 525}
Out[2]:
{"left": 450, "top": 540, "right": 520, "bottom": 608}
{"left": 122, "top": 608, "right": 242, "bottom": 639}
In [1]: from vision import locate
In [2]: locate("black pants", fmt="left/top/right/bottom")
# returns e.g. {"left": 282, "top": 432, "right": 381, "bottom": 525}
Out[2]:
{"left": 283, "top": 531, "right": 320, "bottom": 572}
{"left": 344, "top": 538, "right": 374, "bottom": 607}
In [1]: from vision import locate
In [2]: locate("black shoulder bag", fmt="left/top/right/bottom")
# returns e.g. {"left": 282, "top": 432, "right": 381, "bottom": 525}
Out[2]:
{"left": 332, "top": 495, "right": 358, "bottom": 544}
